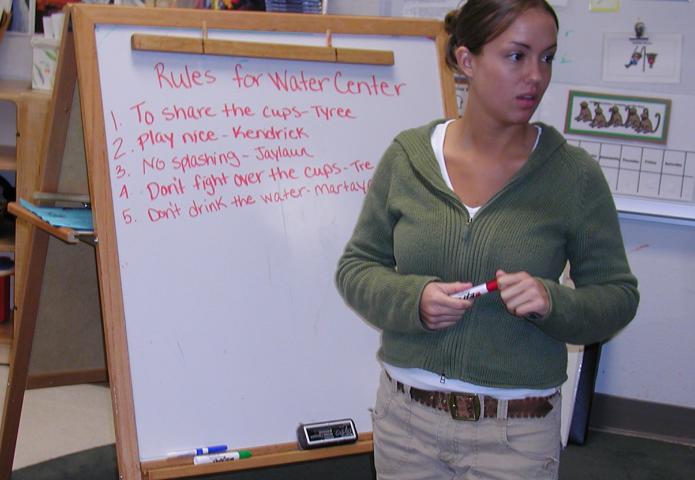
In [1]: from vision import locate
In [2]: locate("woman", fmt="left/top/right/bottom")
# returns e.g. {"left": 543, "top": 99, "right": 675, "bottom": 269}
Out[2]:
{"left": 335, "top": 0, "right": 639, "bottom": 478}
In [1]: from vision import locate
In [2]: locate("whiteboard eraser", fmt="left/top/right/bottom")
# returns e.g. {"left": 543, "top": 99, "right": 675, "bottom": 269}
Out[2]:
{"left": 297, "top": 418, "right": 358, "bottom": 449}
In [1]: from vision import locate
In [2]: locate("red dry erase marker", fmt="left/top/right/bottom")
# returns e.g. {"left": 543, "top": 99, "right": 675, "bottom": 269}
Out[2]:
{"left": 451, "top": 279, "right": 498, "bottom": 300}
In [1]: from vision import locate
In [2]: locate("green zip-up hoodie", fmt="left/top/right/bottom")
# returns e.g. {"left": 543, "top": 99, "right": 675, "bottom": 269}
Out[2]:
{"left": 336, "top": 120, "right": 639, "bottom": 389}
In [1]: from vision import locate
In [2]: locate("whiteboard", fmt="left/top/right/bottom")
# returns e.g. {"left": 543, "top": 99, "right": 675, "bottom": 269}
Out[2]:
{"left": 89, "top": 20, "right": 451, "bottom": 461}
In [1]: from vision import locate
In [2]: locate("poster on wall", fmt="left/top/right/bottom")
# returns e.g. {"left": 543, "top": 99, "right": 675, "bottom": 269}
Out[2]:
{"left": 603, "top": 32, "right": 683, "bottom": 84}
{"left": 536, "top": 83, "right": 695, "bottom": 222}
{"left": 589, "top": 0, "right": 620, "bottom": 12}
{"left": 565, "top": 90, "right": 671, "bottom": 144}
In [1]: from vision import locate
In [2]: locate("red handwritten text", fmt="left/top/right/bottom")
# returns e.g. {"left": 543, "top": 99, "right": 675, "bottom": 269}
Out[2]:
{"left": 231, "top": 195, "right": 256, "bottom": 208}
{"left": 188, "top": 197, "right": 227, "bottom": 218}
{"left": 172, "top": 150, "right": 241, "bottom": 174}
{"left": 232, "top": 64, "right": 263, "bottom": 89}
{"left": 154, "top": 62, "right": 216, "bottom": 90}
{"left": 309, "top": 105, "right": 356, "bottom": 120}
{"left": 233, "top": 170, "right": 265, "bottom": 187}
{"left": 254, "top": 145, "right": 313, "bottom": 162}
{"left": 221, "top": 103, "right": 255, "bottom": 118}
{"left": 333, "top": 71, "right": 406, "bottom": 97}
{"left": 231, "top": 125, "right": 308, "bottom": 140}
{"left": 182, "top": 129, "right": 218, "bottom": 144}
{"left": 148, "top": 201, "right": 182, "bottom": 222}
{"left": 265, "top": 70, "right": 331, "bottom": 93}
{"left": 137, "top": 130, "right": 174, "bottom": 150}
{"left": 260, "top": 187, "right": 311, "bottom": 204}
{"left": 314, "top": 179, "right": 371, "bottom": 196}
{"left": 193, "top": 172, "right": 229, "bottom": 196}
{"left": 162, "top": 104, "right": 217, "bottom": 121}
{"left": 146, "top": 177, "right": 185, "bottom": 201}
{"left": 262, "top": 105, "right": 305, "bottom": 120}
{"left": 304, "top": 163, "right": 342, "bottom": 179}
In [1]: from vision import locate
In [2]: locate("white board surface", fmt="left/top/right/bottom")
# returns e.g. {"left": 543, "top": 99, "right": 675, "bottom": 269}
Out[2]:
{"left": 93, "top": 24, "right": 448, "bottom": 461}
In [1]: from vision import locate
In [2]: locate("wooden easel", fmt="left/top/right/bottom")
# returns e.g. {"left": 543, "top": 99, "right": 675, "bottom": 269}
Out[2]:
{"left": 0, "top": 5, "right": 456, "bottom": 479}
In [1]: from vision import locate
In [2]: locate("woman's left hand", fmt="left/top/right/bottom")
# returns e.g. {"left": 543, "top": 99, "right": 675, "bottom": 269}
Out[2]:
{"left": 496, "top": 269, "right": 550, "bottom": 319}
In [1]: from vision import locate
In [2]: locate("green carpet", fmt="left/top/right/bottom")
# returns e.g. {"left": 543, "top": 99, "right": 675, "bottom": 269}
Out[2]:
{"left": 12, "top": 431, "right": 695, "bottom": 479}
{"left": 559, "top": 431, "right": 695, "bottom": 480}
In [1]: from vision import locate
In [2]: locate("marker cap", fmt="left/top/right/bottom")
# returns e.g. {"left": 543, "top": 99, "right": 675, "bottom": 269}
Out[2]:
{"left": 485, "top": 279, "right": 498, "bottom": 292}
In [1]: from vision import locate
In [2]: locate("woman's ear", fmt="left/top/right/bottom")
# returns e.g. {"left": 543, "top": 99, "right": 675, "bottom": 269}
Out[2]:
{"left": 455, "top": 46, "right": 474, "bottom": 79}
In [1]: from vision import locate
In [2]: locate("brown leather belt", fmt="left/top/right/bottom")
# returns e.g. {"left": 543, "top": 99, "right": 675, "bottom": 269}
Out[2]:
{"left": 389, "top": 376, "right": 556, "bottom": 421}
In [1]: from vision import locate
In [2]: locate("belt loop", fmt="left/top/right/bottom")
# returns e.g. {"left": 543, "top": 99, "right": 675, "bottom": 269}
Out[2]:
{"left": 497, "top": 399, "right": 508, "bottom": 420}
{"left": 384, "top": 370, "right": 406, "bottom": 394}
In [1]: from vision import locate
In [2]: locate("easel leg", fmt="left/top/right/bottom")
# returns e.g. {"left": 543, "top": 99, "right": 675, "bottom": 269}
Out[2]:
{"left": 0, "top": 226, "right": 50, "bottom": 479}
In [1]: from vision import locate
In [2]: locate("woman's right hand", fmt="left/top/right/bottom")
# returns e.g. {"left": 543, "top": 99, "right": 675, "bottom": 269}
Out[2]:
{"left": 419, "top": 282, "right": 473, "bottom": 330}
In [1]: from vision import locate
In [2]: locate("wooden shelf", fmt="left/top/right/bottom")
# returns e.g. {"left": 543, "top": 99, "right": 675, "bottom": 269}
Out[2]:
{"left": 0, "top": 80, "right": 22, "bottom": 174}
{"left": 7, "top": 203, "right": 89, "bottom": 245}
{"left": 0, "top": 80, "right": 23, "bottom": 348}
{"left": 0, "top": 80, "right": 22, "bottom": 255}
{"left": 0, "top": 145, "right": 17, "bottom": 171}
{"left": 0, "top": 80, "right": 52, "bottom": 365}
{"left": 0, "top": 79, "right": 31, "bottom": 102}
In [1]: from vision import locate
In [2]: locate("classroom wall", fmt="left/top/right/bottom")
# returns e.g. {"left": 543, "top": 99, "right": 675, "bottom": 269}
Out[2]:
{"left": 0, "top": 33, "right": 32, "bottom": 81}
{"left": 551, "top": 0, "right": 693, "bottom": 97}
{"left": 599, "top": 218, "right": 695, "bottom": 408}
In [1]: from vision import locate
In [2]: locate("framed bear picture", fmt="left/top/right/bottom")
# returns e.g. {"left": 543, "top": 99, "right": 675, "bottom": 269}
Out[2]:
{"left": 565, "top": 90, "right": 671, "bottom": 144}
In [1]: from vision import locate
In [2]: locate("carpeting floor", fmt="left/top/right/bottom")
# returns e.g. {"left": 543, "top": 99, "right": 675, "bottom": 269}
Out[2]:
{"left": 12, "top": 430, "right": 695, "bottom": 479}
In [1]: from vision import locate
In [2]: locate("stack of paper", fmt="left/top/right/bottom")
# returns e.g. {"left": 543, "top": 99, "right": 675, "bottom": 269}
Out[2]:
{"left": 265, "top": 0, "right": 324, "bottom": 14}
{"left": 38, "top": 10, "right": 65, "bottom": 40}
{"left": 20, "top": 199, "right": 94, "bottom": 231}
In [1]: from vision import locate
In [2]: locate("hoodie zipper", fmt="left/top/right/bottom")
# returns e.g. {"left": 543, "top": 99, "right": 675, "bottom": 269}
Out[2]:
{"left": 423, "top": 123, "right": 553, "bottom": 226}
{"left": 452, "top": 162, "right": 534, "bottom": 228}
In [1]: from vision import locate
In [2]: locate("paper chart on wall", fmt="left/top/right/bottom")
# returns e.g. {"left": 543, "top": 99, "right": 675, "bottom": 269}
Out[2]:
{"left": 603, "top": 33, "right": 683, "bottom": 84}
{"left": 565, "top": 138, "right": 694, "bottom": 204}
{"left": 535, "top": 83, "right": 695, "bottom": 222}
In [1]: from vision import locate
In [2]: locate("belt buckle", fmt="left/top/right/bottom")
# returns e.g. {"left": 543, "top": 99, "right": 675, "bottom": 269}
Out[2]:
{"left": 448, "top": 393, "right": 481, "bottom": 421}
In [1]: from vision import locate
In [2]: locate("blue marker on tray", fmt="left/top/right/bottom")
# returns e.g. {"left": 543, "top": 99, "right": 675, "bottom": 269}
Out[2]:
{"left": 166, "top": 444, "right": 228, "bottom": 458}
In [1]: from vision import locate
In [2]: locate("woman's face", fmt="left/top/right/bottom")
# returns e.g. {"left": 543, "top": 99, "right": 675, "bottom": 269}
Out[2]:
{"left": 456, "top": 7, "right": 558, "bottom": 126}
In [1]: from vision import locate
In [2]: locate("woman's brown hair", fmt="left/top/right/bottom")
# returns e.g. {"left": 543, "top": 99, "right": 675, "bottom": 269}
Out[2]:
{"left": 444, "top": 0, "right": 559, "bottom": 70}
